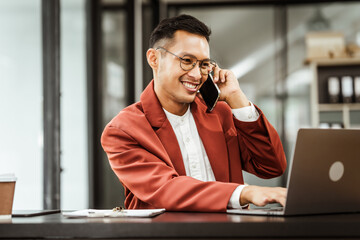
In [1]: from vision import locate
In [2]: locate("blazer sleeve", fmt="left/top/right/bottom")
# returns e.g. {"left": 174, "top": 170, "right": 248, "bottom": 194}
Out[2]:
{"left": 231, "top": 106, "right": 287, "bottom": 178}
{"left": 101, "top": 125, "right": 239, "bottom": 212}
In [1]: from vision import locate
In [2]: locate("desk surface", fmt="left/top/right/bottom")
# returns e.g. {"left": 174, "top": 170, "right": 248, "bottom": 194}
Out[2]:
{"left": 1, "top": 211, "right": 360, "bottom": 239}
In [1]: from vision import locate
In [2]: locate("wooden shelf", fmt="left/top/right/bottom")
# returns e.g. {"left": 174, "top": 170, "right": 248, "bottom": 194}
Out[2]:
{"left": 306, "top": 57, "right": 360, "bottom": 66}
{"left": 318, "top": 103, "right": 360, "bottom": 112}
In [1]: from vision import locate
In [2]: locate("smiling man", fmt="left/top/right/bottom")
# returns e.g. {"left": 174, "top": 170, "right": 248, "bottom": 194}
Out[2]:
{"left": 101, "top": 14, "right": 287, "bottom": 212}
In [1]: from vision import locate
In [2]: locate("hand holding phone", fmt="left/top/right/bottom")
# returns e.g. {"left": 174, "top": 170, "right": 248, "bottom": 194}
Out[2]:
{"left": 199, "top": 74, "right": 220, "bottom": 112}
{"left": 208, "top": 66, "right": 251, "bottom": 109}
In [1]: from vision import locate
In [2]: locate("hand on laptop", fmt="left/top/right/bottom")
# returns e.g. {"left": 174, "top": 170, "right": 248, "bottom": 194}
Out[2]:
{"left": 240, "top": 186, "right": 287, "bottom": 207}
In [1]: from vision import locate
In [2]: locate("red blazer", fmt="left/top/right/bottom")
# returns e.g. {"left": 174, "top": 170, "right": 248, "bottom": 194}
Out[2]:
{"left": 101, "top": 80, "right": 286, "bottom": 212}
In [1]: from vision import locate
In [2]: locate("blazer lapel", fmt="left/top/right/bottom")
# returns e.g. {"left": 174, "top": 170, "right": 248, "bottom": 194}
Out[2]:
{"left": 140, "top": 80, "right": 186, "bottom": 176}
{"left": 140, "top": 81, "right": 229, "bottom": 179}
{"left": 191, "top": 99, "right": 230, "bottom": 182}
{"left": 155, "top": 122, "right": 186, "bottom": 175}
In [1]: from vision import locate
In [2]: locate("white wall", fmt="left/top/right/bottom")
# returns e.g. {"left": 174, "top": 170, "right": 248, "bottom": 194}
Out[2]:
{"left": 0, "top": 0, "right": 43, "bottom": 210}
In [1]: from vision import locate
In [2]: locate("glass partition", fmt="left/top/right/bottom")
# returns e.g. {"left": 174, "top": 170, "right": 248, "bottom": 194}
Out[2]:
{"left": 60, "top": 0, "right": 88, "bottom": 209}
{"left": 99, "top": 10, "right": 128, "bottom": 207}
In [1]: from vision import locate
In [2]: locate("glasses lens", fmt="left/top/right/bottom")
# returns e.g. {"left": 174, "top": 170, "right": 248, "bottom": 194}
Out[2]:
{"left": 200, "top": 60, "right": 216, "bottom": 75}
{"left": 180, "top": 55, "right": 217, "bottom": 75}
{"left": 180, "top": 55, "right": 197, "bottom": 71}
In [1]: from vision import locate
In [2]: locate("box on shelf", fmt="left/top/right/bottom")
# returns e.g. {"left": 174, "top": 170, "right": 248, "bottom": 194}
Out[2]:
{"left": 306, "top": 32, "right": 346, "bottom": 61}
{"left": 346, "top": 43, "right": 360, "bottom": 58}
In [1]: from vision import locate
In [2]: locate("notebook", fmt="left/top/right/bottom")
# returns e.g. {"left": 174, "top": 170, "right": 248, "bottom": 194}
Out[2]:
{"left": 227, "top": 128, "right": 360, "bottom": 216}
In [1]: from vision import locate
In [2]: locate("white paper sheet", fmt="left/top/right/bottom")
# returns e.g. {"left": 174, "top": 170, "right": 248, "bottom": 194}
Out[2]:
{"left": 62, "top": 208, "right": 165, "bottom": 218}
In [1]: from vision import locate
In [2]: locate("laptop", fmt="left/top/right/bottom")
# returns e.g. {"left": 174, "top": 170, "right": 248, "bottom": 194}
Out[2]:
{"left": 227, "top": 128, "right": 360, "bottom": 216}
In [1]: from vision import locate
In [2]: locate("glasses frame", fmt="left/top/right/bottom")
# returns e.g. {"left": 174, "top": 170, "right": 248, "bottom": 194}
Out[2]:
{"left": 156, "top": 47, "right": 217, "bottom": 75}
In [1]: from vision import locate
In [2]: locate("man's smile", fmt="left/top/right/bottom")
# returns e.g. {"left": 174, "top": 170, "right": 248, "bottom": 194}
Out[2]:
{"left": 181, "top": 80, "right": 200, "bottom": 93}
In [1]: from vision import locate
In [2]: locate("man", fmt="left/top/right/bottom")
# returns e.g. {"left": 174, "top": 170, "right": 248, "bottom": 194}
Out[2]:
{"left": 101, "top": 14, "right": 287, "bottom": 212}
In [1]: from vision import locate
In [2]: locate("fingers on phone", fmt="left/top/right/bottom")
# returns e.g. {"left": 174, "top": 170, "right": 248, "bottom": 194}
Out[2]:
{"left": 213, "top": 66, "right": 220, "bottom": 82}
{"left": 219, "top": 70, "right": 227, "bottom": 83}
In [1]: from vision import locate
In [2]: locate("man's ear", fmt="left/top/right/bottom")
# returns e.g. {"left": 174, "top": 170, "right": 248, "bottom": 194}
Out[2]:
{"left": 146, "top": 48, "right": 159, "bottom": 70}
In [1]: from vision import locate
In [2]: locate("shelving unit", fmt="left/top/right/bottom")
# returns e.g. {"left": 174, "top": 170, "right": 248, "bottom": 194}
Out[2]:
{"left": 310, "top": 58, "right": 360, "bottom": 129}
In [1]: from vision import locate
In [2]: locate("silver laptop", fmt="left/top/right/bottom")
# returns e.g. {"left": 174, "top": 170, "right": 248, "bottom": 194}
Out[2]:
{"left": 227, "top": 128, "right": 360, "bottom": 216}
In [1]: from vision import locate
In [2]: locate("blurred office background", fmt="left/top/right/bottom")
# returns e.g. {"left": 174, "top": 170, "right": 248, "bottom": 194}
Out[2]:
{"left": 1, "top": 0, "right": 360, "bottom": 210}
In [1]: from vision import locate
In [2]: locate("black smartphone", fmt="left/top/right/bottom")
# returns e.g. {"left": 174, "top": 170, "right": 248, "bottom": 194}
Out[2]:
{"left": 199, "top": 74, "right": 221, "bottom": 112}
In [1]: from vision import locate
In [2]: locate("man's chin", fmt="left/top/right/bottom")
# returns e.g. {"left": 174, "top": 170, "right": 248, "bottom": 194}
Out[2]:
{"left": 174, "top": 97, "right": 195, "bottom": 106}
{"left": 175, "top": 89, "right": 198, "bottom": 104}
{"left": 183, "top": 94, "right": 197, "bottom": 103}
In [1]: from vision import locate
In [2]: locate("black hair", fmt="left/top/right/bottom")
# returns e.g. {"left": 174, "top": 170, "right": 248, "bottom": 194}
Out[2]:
{"left": 149, "top": 14, "right": 211, "bottom": 48}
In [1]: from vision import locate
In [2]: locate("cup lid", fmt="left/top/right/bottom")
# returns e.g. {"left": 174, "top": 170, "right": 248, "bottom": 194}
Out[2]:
{"left": 0, "top": 173, "right": 17, "bottom": 182}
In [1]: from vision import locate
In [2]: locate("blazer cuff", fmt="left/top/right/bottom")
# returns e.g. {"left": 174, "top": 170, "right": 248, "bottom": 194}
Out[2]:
{"left": 227, "top": 184, "right": 249, "bottom": 209}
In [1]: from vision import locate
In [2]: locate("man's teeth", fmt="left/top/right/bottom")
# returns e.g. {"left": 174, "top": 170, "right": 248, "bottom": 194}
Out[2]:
{"left": 182, "top": 82, "right": 197, "bottom": 89}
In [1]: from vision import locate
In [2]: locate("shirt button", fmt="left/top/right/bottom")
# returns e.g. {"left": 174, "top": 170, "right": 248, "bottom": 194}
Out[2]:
{"left": 191, "top": 164, "right": 197, "bottom": 169}
{"left": 186, "top": 137, "right": 190, "bottom": 143}
{"left": 248, "top": 114, "right": 252, "bottom": 119}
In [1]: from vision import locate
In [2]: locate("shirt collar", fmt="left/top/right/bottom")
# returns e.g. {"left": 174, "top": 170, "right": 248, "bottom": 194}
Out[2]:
{"left": 163, "top": 106, "right": 191, "bottom": 128}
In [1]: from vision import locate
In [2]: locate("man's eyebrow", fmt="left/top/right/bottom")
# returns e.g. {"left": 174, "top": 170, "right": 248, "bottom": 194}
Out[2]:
{"left": 178, "top": 52, "right": 211, "bottom": 60}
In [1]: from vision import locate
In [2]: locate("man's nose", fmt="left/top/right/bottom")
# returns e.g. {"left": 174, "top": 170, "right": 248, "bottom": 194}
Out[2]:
{"left": 187, "top": 63, "right": 202, "bottom": 80}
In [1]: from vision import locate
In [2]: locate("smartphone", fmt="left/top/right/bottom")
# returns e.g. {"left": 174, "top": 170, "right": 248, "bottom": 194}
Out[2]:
{"left": 199, "top": 74, "right": 221, "bottom": 112}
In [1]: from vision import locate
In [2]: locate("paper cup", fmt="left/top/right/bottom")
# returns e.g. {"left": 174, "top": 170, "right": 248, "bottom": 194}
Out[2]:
{"left": 0, "top": 175, "right": 16, "bottom": 219}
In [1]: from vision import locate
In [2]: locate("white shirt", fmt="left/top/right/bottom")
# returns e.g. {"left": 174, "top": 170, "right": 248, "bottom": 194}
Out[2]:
{"left": 163, "top": 102, "right": 259, "bottom": 208}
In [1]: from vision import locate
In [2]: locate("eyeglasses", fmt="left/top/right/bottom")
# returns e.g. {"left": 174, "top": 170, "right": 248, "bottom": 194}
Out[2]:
{"left": 156, "top": 47, "right": 216, "bottom": 75}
